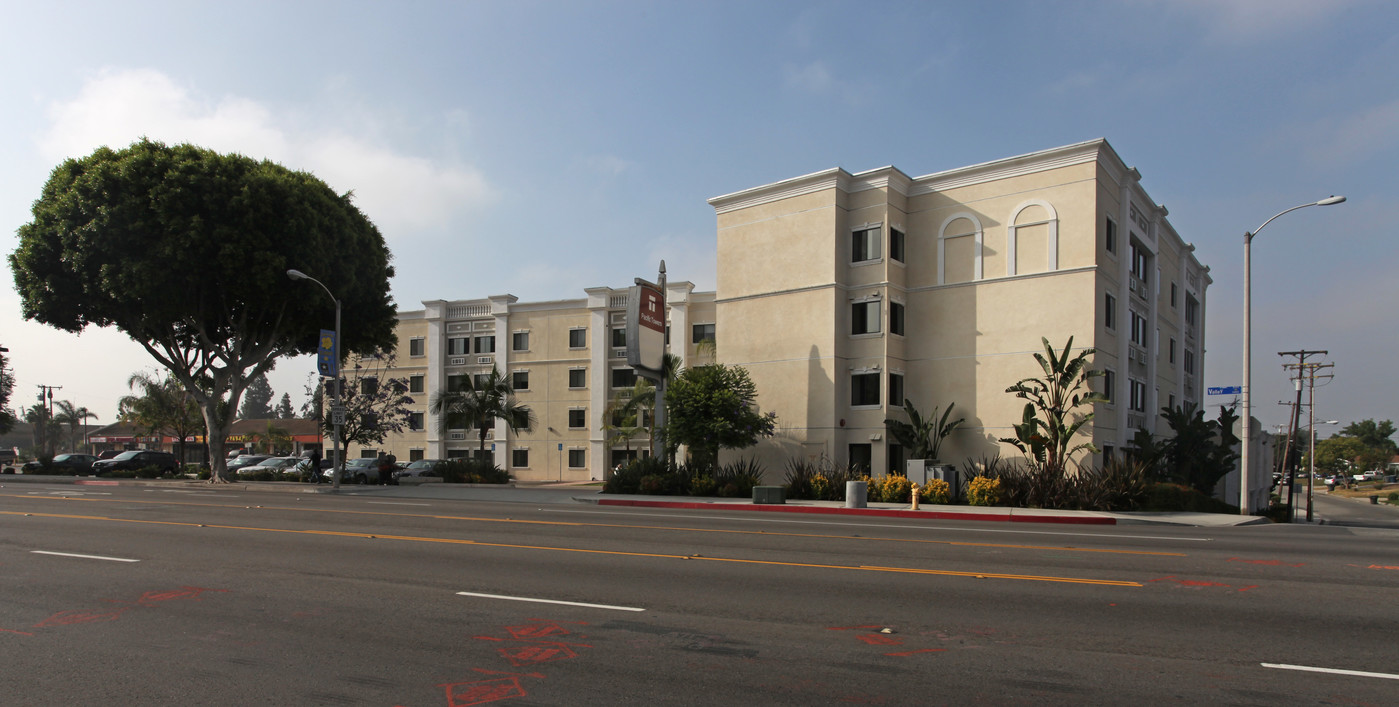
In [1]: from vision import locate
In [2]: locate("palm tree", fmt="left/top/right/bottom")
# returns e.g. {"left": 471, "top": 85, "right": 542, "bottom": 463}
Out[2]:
{"left": 245, "top": 420, "right": 291, "bottom": 455}
{"left": 52, "top": 400, "right": 99, "bottom": 453}
{"left": 429, "top": 367, "right": 535, "bottom": 459}
{"left": 119, "top": 371, "right": 204, "bottom": 466}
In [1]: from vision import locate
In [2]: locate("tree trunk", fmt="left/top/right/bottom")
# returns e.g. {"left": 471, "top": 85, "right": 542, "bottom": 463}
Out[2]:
{"left": 200, "top": 404, "right": 233, "bottom": 483}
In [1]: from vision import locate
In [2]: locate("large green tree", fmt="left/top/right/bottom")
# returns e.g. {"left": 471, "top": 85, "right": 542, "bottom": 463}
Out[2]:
{"left": 664, "top": 363, "right": 777, "bottom": 469}
{"left": 1159, "top": 402, "right": 1240, "bottom": 495}
{"left": 9, "top": 140, "right": 396, "bottom": 481}
{"left": 1339, "top": 419, "right": 1397, "bottom": 460}
{"left": 429, "top": 366, "right": 534, "bottom": 459}
{"left": 0, "top": 350, "right": 15, "bottom": 435}
{"left": 321, "top": 351, "right": 417, "bottom": 461}
{"left": 239, "top": 373, "right": 276, "bottom": 419}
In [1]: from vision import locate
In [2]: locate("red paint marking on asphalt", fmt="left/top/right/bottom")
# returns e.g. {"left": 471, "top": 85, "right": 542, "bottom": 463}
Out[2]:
{"left": 136, "top": 586, "right": 229, "bottom": 605}
{"left": 856, "top": 633, "right": 903, "bottom": 646}
{"left": 1150, "top": 575, "right": 1259, "bottom": 592}
{"left": 1, "top": 628, "right": 35, "bottom": 636}
{"left": 506, "top": 621, "right": 577, "bottom": 640}
{"left": 885, "top": 648, "right": 947, "bottom": 657}
{"left": 1228, "top": 557, "right": 1304, "bottom": 567}
{"left": 33, "top": 608, "right": 131, "bottom": 627}
{"left": 441, "top": 677, "right": 528, "bottom": 706}
{"left": 593, "top": 499, "right": 1117, "bottom": 524}
{"left": 1368, "top": 565, "right": 1399, "bottom": 571}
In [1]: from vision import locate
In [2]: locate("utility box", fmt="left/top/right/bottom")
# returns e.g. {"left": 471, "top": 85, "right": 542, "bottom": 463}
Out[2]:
{"left": 906, "top": 458, "right": 927, "bottom": 485}
{"left": 752, "top": 486, "right": 786, "bottom": 504}
{"left": 930, "top": 465, "right": 959, "bottom": 503}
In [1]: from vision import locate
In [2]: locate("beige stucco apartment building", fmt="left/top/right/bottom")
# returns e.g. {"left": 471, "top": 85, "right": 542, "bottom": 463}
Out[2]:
{"left": 360, "top": 139, "right": 1210, "bottom": 482}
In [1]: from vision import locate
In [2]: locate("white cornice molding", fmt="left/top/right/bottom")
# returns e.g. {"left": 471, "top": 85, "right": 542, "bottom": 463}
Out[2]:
{"left": 709, "top": 139, "right": 1113, "bottom": 214}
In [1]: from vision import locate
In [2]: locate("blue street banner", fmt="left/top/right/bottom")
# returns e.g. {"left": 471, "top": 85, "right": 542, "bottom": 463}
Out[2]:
{"left": 1207, "top": 386, "right": 1242, "bottom": 396}
{"left": 317, "top": 329, "right": 338, "bottom": 378}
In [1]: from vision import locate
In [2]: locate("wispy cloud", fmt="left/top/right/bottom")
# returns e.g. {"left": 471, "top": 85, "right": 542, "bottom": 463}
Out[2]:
{"left": 1137, "top": 0, "right": 1366, "bottom": 42}
{"left": 36, "top": 67, "right": 496, "bottom": 238}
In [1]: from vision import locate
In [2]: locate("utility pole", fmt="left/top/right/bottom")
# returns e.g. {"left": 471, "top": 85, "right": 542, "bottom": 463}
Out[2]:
{"left": 1277, "top": 350, "right": 1326, "bottom": 521}
{"left": 37, "top": 384, "right": 62, "bottom": 457}
{"left": 1295, "top": 362, "right": 1334, "bottom": 523}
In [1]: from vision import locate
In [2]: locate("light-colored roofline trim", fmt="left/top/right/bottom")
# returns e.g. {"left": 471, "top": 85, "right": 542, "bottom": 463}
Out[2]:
{"left": 708, "top": 139, "right": 1113, "bottom": 214}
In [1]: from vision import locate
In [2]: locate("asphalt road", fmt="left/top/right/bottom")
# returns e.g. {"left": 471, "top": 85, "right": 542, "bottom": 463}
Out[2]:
{"left": 2, "top": 484, "right": 1397, "bottom": 705}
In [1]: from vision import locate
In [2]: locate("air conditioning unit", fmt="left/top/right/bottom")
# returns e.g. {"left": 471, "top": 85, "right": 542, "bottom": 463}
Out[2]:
{"left": 477, "top": 356, "right": 493, "bottom": 364}
{"left": 449, "top": 432, "right": 465, "bottom": 440}
{"left": 449, "top": 356, "right": 466, "bottom": 366}
{"left": 1128, "top": 279, "right": 1138, "bottom": 294}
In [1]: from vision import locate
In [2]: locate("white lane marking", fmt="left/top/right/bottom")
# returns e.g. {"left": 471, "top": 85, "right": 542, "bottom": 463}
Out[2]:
{"left": 544, "top": 508, "right": 1210, "bottom": 542}
{"left": 28, "top": 490, "right": 111, "bottom": 496}
{"left": 367, "top": 501, "right": 431, "bottom": 507}
{"left": 1262, "top": 663, "right": 1399, "bottom": 680}
{"left": 31, "top": 550, "right": 140, "bottom": 563}
{"left": 457, "top": 591, "right": 644, "bottom": 612}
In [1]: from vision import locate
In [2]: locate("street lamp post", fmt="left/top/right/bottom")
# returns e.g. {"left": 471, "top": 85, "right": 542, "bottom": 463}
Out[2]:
{"left": 287, "top": 269, "right": 344, "bottom": 490}
{"left": 1241, "top": 195, "right": 1345, "bottom": 514}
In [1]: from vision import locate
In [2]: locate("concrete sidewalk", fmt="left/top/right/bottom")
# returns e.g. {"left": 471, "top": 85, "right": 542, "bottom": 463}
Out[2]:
{"left": 1, "top": 474, "right": 1266, "bottom": 527}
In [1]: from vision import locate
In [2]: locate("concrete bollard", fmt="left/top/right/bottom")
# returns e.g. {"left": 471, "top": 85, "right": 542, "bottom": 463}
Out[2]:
{"left": 845, "top": 480, "right": 867, "bottom": 509}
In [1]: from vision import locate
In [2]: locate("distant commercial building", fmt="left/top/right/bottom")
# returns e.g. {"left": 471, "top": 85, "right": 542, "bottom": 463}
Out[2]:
{"left": 366, "top": 139, "right": 1210, "bottom": 481}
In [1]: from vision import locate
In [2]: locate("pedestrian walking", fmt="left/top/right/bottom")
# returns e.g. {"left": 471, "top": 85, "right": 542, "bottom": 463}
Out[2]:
{"left": 308, "top": 449, "right": 322, "bottom": 484}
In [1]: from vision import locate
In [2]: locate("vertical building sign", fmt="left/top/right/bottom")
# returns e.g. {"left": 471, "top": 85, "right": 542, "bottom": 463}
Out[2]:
{"left": 317, "top": 329, "right": 339, "bottom": 378}
{"left": 626, "top": 281, "right": 665, "bottom": 379}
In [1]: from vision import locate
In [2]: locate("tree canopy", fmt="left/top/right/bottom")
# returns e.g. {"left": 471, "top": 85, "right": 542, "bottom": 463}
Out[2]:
{"left": 664, "top": 363, "right": 776, "bottom": 469}
{"left": 0, "top": 350, "right": 15, "bottom": 435}
{"left": 9, "top": 139, "right": 396, "bottom": 480}
{"left": 429, "top": 366, "right": 534, "bottom": 455}
{"left": 239, "top": 373, "right": 276, "bottom": 419}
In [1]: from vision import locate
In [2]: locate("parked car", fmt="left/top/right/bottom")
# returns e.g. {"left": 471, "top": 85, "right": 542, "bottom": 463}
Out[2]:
{"left": 339, "top": 457, "right": 381, "bottom": 484}
{"left": 91, "top": 450, "right": 179, "bottom": 476}
{"left": 238, "top": 456, "right": 304, "bottom": 478}
{"left": 1353, "top": 470, "right": 1383, "bottom": 482}
{"left": 394, "top": 459, "right": 444, "bottom": 479}
{"left": 21, "top": 453, "right": 99, "bottom": 474}
{"left": 1326, "top": 475, "right": 1348, "bottom": 488}
{"left": 225, "top": 454, "right": 273, "bottom": 473}
{"left": 97, "top": 450, "right": 122, "bottom": 460}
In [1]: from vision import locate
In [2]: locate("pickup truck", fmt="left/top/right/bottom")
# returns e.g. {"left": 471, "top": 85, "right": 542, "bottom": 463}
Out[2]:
{"left": 1352, "top": 470, "right": 1383, "bottom": 482}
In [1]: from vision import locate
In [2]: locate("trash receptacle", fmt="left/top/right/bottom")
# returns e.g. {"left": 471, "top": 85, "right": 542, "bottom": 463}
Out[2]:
{"left": 1371, "top": 495, "right": 1379, "bottom": 505}
{"left": 846, "top": 480, "right": 867, "bottom": 509}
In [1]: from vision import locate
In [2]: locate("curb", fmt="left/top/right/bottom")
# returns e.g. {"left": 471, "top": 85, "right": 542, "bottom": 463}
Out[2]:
{"left": 585, "top": 498, "right": 1117, "bottom": 525}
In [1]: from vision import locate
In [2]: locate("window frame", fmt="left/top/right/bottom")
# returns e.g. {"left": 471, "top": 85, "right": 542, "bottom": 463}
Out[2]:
{"left": 568, "top": 328, "right": 586, "bottom": 349}
{"left": 511, "top": 331, "right": 529, "bottom": 352}
{"left": 851, "top": 226, "right": 881, "bottom": 264}
{"left": 511, "top": 448, "right": 529, "bottom": 468}
{"left": 691, "top": 323, "right": 715, "bottom": 345}
{"left": 851, "top": 371, "right": 881, "bottom": 407}
{"left": 568, "top": 368, "right": 587, "bottom": 389}
{"left": 889, "top": 301, "right": 905, "bottom": 336}
{"left": 851, "top": 299, "right": 881, "bottom": 336}
{"left": 512, "top": 370, "right": 529, "bottom": 391}
{"left": 567, "top": 408, "right": 587, "bottom": 429}
{"left": 409, "top": 337, "right": 425, "bottom": 357}
{"left": 889, "top": 227, "right": 905, "bottom": 263}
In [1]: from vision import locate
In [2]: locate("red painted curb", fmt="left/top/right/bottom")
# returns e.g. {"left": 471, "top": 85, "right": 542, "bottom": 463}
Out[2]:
{"left": 594, "top": 499, "right": 1116, "bottom": 525}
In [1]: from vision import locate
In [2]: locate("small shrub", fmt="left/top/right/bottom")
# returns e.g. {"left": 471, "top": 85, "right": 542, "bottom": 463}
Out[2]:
{"left": 689, "top": 473, "right": 717, "bottom": 497}
{"left": 967, "top": 476, "right": 1002, "bottom": 506}
{"left": 439, "top": 458, "right": 509, "bottom": 485}
{"left": 862, "top": 476, "right": 882, "bottom": 503}
{"left": 197, "top": 468, "right": 212, "bottom": 480}
{"left": 877, "top": 474, "right": 913, "bottom": 504}
{"left": 1386, "top": 491, "right": 1397, "bottom": 504}
{"left": 1141, "top": 483, "right": 1239, "bottom": 513}
{"left": 715, "top": 458, "right": 765, "bottom": 498}
{"left": 921, "top": 478, "right": 951, "bottom": 504}
{"left": 810, "top": 474, "right": 833, "bottom": 501}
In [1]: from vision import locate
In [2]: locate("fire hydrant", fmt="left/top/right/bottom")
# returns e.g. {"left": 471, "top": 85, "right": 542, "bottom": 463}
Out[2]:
{"left": 910, "top": 482, "right": 920, "bottom": 510}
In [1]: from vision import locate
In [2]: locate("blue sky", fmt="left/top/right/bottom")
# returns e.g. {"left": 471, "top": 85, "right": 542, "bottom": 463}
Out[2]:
{"left": 2, "top": 0, "right": 1394, "bottom": 438}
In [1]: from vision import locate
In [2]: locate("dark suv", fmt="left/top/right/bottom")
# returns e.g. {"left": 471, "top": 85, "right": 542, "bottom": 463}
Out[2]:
{"left": 91, "top": 450, "right": 179, "bottom": 476}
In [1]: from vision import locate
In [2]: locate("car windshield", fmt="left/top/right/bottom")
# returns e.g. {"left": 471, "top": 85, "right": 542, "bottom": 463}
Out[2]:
{"left": 113, "top": 451, "right": 141, "bottom": 460}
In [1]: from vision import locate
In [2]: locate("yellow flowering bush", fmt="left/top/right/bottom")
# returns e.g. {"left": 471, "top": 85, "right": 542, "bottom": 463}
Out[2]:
{"left": 810, "top": 474, "right": 832, "bottom": 501}
{"left": 920, "top": 478, "right": 951, "bottom": 504}
{"left": 860, "top": 475, "right": 881, "bottom": 502}
{"left": 879, "top": 474, "right": 913, "bottom": 503}
{"left": 967, "top": 476, "right": 1002, "bottom": 507}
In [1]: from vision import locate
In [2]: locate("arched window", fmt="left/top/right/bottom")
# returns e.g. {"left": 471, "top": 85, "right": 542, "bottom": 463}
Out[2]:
{"left": 938, "top": 213, "right": 983, "bottom": 285}
{"left": 1007, "top": 200, "right": 1058, "bottom": 276}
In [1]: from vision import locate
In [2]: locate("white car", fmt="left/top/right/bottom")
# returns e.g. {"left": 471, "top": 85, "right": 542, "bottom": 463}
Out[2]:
{"left": 1352, "top": 470, "right": 1383, "bottom": 482}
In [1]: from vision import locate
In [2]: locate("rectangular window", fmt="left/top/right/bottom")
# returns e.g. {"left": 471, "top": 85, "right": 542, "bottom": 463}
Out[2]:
{"left": 409, "top": 338, "right": 425, "bottom": 357}
{"left": 568, "top": 449, "right": 586, "bottom": 468}
{"left": 1169, "top": 338, "right": 1177, "bottom": 364}
{"left": 448, "top": 337, "right": 468, "bottom": 356}
{"left": 852, "top": 227, "right": 881, "bottom": 262}
{"left": 611, "top": 367, "right": 637, "bottom": 389}
{"left": 1102, "top": 369, "right": 1115, "bottom": 404}
{"left": 568, "top": 408, "right": 586, "bottom": 429}
{"left": 447, "top": 374, "right": 468, "bottom": 392}
{"left": 474, "top": 336, "right": 495, "bottom": 354}
{"left": 889, "top": 373, "right": 904, "bottom": 408}
{"left": 851, "top": 372, "right": 880, "bottom": 407}
{"left": 692, "top": 323, "right": 715, "bottom": 345}
{"left": 568, "top": 368, "right": 587, "bottom": 389}
{"left": 1130, "top": 311, "right": 1148, "bottom": 347}
{"left": 1171, "top": 282, "right": 1178, "bottom": 308}
{"left": 1184, "top": 349, "right": 1195, "bottom": 374}
{"left": 409, "top": 412, "right": 424, "bottom": 431}
{"left": 1105, "top": 217, "right": 1117, "bottom": 254}
{"left": 1105, "top": 293, "right": 1117, "bottom": 329}
{"left": 512, "top": 448, "right": 528, "bottom": 468}
{"left": 890, "top": 302, "right": 905, "bottom": 336}
{"left": 409, "top": 374, "right": 424, "bottom": 394}
{"left": 851, "top": 300, "right": 881, "bottom": 335}
{"left": 409, "top": 449, "right": 424, "bottom": 462}
{"left": 1168, "top": 394, "right": 1176, "bottom": 410}
{"left": 890, "top": 228, "right": 905, "bottom": 263}
{"left": 611, "top": 326, "right": 626, "bottom": 348}
{"left": 1129, "top": 379, "right": 1147, "bottom": 413}
{"left": 360, "top": 378, "right": 378, "bottom": 396}
{"left": 1131, "top": 241, "right": 1148, "bottom": 284}
{"left": 512, "top": 332, "right": 529, "bottom": 351}
{"left": 512, "top": 371, "right": 529, "bottom": 390}
{"left": 1185, "top": 296, "right": 1198, "bottom": 325}
{"left": 569, "top": 328, "right": 586, "bottom": 348}
{"left": 473, "top": 373, "right": 491, "bottom": 389}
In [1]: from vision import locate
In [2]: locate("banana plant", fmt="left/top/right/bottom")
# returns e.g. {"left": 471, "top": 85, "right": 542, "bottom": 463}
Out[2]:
{"left": 885, "top": 400, "right": 965, "bottom": 461}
